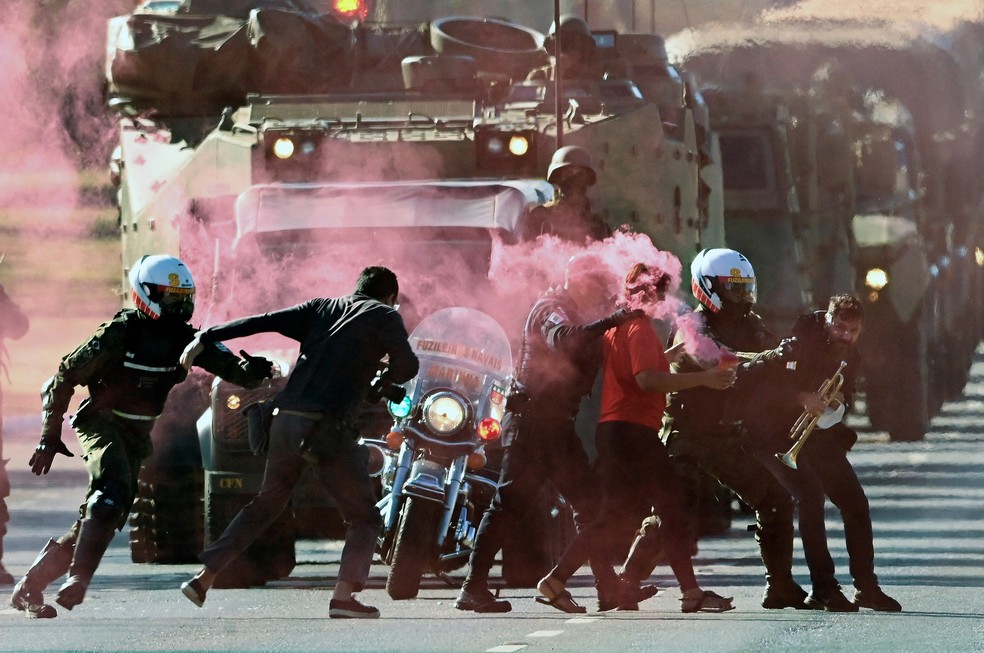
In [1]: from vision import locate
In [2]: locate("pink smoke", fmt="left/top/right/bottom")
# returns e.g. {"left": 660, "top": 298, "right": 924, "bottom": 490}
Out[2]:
{"left": 488, "top": 229, "right": 732, "bottom": 366}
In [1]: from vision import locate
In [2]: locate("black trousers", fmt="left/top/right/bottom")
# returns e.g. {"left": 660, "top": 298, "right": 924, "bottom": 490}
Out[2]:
{"left": 595, "top": 421, "right": 699, "bottom": 592}
{"left": 753, "top": 424, "right": 878, "bottom": 594}
{"left": 464, "top": 406, "right": 616, "bottom": 591}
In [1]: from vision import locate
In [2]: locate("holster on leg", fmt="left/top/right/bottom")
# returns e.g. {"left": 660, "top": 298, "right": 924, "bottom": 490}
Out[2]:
{"left": 55, "top": 519, "right": 116, "bottom": 610}
{"left": 10, "top": 539, "right": 74, "bottom": 618}
{"left": 620, "top": 515, "right": 662, "bottom": 584}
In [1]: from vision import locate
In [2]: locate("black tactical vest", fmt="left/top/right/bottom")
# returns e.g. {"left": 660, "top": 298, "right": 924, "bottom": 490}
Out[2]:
{"left": 90, "top": 313, "right": 191, "bottom": 419}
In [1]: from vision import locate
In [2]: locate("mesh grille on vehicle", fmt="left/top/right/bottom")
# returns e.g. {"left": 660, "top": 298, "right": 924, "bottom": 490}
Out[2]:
{"left": 213, "top": 378, "right": 285, "bottom": 446}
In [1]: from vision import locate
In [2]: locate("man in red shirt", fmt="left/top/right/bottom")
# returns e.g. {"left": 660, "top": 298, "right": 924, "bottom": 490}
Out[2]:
{"left": 595, "top": 262, "right": 736, "bottom": 612}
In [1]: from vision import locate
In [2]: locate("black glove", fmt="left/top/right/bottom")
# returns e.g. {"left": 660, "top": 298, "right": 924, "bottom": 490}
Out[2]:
{"left": 29, "top": 437, "right": 74, "bottom": 475}
{"left": 589, "top": 308, "right": 646, "bottom": 332}
{"left": 368, "top": 371, "right": 406, "bottom": 404}
{"left": 240, "top": 350, "right": 275, "bottom": 380}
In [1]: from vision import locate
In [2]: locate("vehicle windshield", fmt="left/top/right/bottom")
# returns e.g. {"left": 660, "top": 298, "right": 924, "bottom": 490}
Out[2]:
{"left": 404, "top": 307, "right": 513, "bottom": 422}
{"left": 216, "top": 181, "right": 545, "bottom": 330}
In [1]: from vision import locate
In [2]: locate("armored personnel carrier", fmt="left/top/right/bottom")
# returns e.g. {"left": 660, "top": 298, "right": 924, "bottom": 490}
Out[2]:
{"left": 107, "top": 0, "right": 724, "bottom": 583}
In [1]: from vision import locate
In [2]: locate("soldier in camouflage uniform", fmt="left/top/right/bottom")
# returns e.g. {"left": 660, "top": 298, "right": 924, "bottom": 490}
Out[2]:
{"left": 520, "top": 146, "right": 611, "bottom": 244}
{"left": 9, "top": 255, "right": 272, "bottom": 619}
{"left": 0, "top": 282, "right": 29, "bottom": 586}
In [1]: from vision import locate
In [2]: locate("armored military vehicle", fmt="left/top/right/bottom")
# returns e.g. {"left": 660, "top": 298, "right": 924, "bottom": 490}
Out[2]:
{"left": 107, "top": 1, "right": 725, "bottom": 583}
{"left": 670, "top": 13, "right": 984, "bottom": 441}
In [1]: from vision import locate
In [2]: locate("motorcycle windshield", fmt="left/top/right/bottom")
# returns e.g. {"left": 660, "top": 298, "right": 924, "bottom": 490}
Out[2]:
{"left": 403, "top": 307, "right": 513, "bottom": 424}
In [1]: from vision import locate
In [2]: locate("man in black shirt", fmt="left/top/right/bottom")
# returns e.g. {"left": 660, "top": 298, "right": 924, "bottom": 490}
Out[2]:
{"left": 179, "top": 266, "right": 419, "bottom": 619}
{"left": 738, "top": 294, "right": 901, "bottom": 612}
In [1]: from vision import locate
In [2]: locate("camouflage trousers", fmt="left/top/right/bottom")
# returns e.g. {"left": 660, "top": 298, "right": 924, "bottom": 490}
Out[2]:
{"left": 57, "top": 410, "right": 154, "bottom": 542}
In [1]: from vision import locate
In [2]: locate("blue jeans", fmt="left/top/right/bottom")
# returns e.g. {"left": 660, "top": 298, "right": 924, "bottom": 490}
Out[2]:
{"left": 200, "top": 413, "right": 382, "bottom": 591}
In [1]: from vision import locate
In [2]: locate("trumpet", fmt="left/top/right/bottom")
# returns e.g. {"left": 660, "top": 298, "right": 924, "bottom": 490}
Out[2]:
{"left": 776, "top": 361, "right": 847, "bottom": 469}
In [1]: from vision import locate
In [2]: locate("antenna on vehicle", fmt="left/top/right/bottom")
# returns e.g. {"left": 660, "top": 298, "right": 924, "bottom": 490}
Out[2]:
{"left": 554, "top": 0, "right": 564, "bottom": 149}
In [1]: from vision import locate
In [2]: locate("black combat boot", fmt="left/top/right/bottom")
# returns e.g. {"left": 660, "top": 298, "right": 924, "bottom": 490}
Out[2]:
{"left": 10, "top": 539, "right": 74, "bottom": 619}
{"left": 54, "top": 519, "right": 116, "bottom": 610}
{"left": 762, "top": 578, "right": 808, "bottom": 609}
{"left": 757, "top": 503, "right": 807, "bottom": 609}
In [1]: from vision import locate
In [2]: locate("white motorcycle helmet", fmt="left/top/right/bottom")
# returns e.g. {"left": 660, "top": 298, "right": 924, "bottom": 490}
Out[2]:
{"left": 691, "top": 248, "right": 756, "bottom": 313}
{"left": 129, "top": 254, "right": 196, "bottom": 321}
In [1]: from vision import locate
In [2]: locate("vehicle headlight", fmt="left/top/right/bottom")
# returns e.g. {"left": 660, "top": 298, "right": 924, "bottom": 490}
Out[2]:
{"left": 421, "top": 392, "right": 467, "bottom": 434}
{"left": 865, "top": 267, "right": 888, "bottom": 290}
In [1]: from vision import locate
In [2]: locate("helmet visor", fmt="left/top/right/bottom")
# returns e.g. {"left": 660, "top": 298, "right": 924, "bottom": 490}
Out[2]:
{"left": 157, "top": 286, "right": 195, "bottom": 319}
{"left": 715, "top": 276, "right": 756, "bottom": 305}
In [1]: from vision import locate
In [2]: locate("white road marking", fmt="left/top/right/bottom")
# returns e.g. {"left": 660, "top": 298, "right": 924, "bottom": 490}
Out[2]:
{"left": 486, "top": 646, "right": 527, "bottom": 653}
{"left": 527, "top": 630, "right": 563, "bottom": 638}
{"left": 566, "top": 616, "right": 603, "bottom": 624}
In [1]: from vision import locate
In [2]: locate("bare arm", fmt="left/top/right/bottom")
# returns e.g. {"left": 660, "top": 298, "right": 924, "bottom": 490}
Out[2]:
{"left": 635, "top": 365, "right": 735, "bottom": 394}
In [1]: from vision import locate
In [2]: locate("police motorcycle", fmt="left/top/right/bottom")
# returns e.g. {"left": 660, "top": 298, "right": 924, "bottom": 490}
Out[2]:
{"left": 368, "top": 306, "right": 511, "bottom": 600}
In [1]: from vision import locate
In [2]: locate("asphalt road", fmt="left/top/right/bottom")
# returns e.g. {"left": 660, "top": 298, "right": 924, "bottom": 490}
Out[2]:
{"left": 2, "top": 350, "right": 984, "bottom": 652}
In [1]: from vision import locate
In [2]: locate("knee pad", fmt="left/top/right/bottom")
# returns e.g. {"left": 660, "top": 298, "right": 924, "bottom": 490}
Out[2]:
{"left": 86, "top": 482, "right": 129, "bottom": 524}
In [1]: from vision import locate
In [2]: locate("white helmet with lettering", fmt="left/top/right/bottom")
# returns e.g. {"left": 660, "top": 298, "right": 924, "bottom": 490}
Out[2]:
{"left": 129, "top": 254, "right": 196, "bottom": 321}
{"left": 691, "top": 248, "right": 756, "bottom": 313}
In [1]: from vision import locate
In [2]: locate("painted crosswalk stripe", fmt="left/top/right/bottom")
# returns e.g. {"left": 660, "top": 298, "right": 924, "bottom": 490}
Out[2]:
{"left": 527, "top": 630, "right": 563, "bottom": 638}
{"left": 486, "top": 645, "right": 527, "bottom": 653}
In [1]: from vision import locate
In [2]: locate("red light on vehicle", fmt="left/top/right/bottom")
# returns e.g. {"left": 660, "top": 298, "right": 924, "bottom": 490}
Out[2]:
{"left": 331, "top": 0, "right": 369, "bottom": 20}
{"left": 477, "top": 418, "right": 502, "bottom": 441}
{"left": 385, "top": 430, "right": 404, "bottom": 450}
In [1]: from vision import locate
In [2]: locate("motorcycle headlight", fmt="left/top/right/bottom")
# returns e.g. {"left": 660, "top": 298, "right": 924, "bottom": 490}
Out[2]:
{"left": 421, "top": 392, "right": 467, "bottom": 435}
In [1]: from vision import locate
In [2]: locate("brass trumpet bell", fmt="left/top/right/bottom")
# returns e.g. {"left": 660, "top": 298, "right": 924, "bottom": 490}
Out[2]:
{"left": 776, "top": 361, "right": 847, "bottom": 469}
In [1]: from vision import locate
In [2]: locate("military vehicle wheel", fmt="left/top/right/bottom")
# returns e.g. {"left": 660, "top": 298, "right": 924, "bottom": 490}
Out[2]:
{"left": 865, "top": 354, "right": 929, "bottom": 442}
{"left": 128, "top": 466, "right": 203, "bottom": 564}
{"left": 501, "top": 487, "right": 575, "bottom": 588}
{"left": 859, "top": 296, "right": 930, "bottom": 442}
{"left": 429, "top": 16, "right": 545, "bottom": 77}
{"left": 205, "top": 491, "right": 296, "bottom": 589}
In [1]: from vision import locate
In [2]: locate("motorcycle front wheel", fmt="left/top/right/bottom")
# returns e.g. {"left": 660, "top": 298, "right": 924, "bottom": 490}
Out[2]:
{"left": 386, "top": 497, "right": 441, "bottom": 600}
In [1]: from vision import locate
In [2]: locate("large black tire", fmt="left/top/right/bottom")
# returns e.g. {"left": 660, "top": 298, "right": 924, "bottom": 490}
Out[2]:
{"left": 128, "top": 467, "right": 204, "bottom": 564}
{"left": 129, "top": 373, "right": 211, "bottom": 563}
{"left": 500, "top": 485, "right": 574, "bottom": 588}
{"left": 386, "top": 497, "right": 440, "bottom": 600}
{"left": 204, "top": 491, "right": 296, "bottom": 589}
{"left": 859, "top": 299, "right": 930, "bottom": 442}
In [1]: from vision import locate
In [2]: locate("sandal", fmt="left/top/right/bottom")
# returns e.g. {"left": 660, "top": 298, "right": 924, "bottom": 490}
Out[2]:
{"left": 536, "top": 575, "right": 587, "bottom": 614}
{"left": 681, "top": 589, "right": 734, "bottom": 613}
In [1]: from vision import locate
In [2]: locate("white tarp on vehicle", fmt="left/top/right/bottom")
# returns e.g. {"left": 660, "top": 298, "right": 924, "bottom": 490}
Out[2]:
{"left": 233, "top": 180, "right": 553, "bottom": 243}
